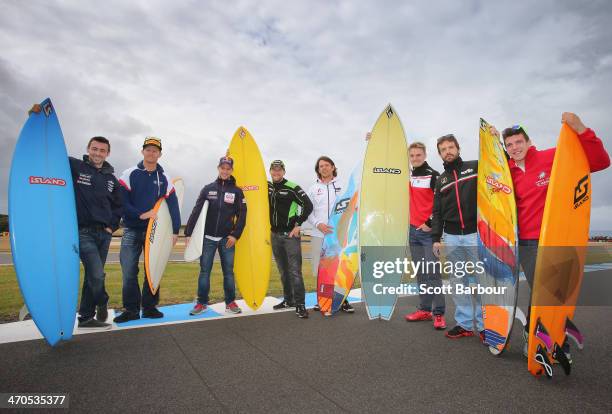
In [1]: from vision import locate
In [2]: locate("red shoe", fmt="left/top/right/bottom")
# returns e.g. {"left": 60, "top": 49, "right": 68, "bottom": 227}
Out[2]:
{"left": 225, "top": 301, "right": 242, "bottom": 314}
{"left": 479, "top": 330, "right": 486, "bottom": 345}
{"left": 433, "top": 314, "right": 446, "bottom": 330}
{"left": 405, "top": 310, "right": 433, "bottom": 322}
{"left": 445, "top": 325, "right": 474, "bottom": 339}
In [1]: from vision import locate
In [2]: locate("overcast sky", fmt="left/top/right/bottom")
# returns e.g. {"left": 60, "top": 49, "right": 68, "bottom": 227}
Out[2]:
{"left": 1, "top": 1, "right": 611, "bottom": 230}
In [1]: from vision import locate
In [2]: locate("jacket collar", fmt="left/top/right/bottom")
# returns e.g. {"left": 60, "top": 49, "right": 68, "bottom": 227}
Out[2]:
{"left": 83, "top": 155, "right": 114, "bottom": 174}
{"left": 137, "top": 160, "right": 164, "bottom": 173}
{"left": 443, "top": 156, "right": 463, "bottom": 173}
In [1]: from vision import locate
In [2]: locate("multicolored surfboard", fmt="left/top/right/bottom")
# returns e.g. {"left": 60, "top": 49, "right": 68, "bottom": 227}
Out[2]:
{"left": 476, "top": 118, "right": 519, "bottom": 355}
{"left": 359, "top": 104, "right": 410, "bottom": 320}
{"left": 527, "top": 124, "right": 590, "bottom": 378}
{"left": 316, "top": 162, "right": 361, "bottom": 315}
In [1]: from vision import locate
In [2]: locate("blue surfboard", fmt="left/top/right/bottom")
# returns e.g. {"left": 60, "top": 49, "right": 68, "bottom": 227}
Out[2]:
{"left": 8, "top": 98, "right": 79, "bottom": 346}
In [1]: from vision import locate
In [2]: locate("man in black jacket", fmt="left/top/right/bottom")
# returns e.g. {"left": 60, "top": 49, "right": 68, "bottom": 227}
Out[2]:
{"left": 431, "top": 134, "right": 483, "bottom": 340}
{"left": 268, "top": 160, "right": 313, "bottom": 318}
{"left": 70, "top": 136, "right": 122, "bottom": 329}
{"left": 184, "top": 156, "right": 247, "bottom": 315}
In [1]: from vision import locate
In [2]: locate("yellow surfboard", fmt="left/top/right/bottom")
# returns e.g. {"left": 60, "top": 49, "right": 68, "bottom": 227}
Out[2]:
{"left": 527, "top": 124, "right": 590, "bottom": 378}
{"left": 359, "top": 104, "right": 410, "bottom": 320}
{"left": 228, "top": 127, "right": 271, "bottom": 310}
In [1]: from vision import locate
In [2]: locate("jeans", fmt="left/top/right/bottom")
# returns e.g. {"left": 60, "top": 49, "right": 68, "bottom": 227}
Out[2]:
{"left": 519, "top": 239, "right": 539, "bottom": 332}
{"left": 443, "top": 232, "right": 483, "bottom": 331}
{"left": 120, "top": 227, "right": 159, "bottom": 313}
{"left": 272, "top": 232, "right": 306, "bottom": 305}
{"left": 409, "top": 226, "right": 445, "bottom": 315}
{"left": 78, "top": 226, "right": 111, "bottom": 321}
{"left": 197, "top": 237, "right": 236, "bottom": 305}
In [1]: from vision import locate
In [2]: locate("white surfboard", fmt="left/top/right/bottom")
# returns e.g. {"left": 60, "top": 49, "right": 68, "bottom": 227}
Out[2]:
{"left": 145, "top": 178, "right": 184, "bottom": 294}
{"left": 184, "top": 200, "right": 208, "bottom": 262}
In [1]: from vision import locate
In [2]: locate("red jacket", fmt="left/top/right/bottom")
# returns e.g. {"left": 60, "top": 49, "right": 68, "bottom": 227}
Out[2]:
{"left": 509, "top": 128, "right": 610, "bottom": 240}
{"left": 409, "top": 162, "right": 439, "bottom": 227}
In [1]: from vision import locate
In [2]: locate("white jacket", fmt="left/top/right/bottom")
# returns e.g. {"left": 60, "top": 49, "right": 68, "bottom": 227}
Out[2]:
{"left": 306, "top": 178, "right": 343, "bottom": 238}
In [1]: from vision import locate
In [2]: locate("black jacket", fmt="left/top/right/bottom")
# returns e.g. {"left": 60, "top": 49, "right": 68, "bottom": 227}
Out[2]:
{"left": 268, "top": 178, "right": 313, "bottom": 233}
{"left": 184, "top": 175, "right": 247, "bottom": 239}
{"left": 69, "top": 155, "right": 122, "bottom": 231}
{"left": 431, "top": 157, "right": 478, "bottom": 242}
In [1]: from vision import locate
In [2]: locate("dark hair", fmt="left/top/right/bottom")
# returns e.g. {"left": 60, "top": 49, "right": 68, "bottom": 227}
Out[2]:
{"left": 502, "top": 125, "right": 530, "bottom": 143}
{"left": 87, "top": 136, "right": 110, "bottom": 151}
{"left": 315, "top": 156, "right": 337, "bottom": 179}
{"left": 436, "top": 134, "right": 460, "bottom": 154}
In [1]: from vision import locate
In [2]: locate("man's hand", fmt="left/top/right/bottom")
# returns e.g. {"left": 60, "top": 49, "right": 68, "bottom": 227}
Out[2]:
{"left": 289, "top": 226, "right": 301, "bottom": 238}
{"left": 365, "top": 132, "right": 372, "bottom": 141}
{"left": 562, "top": 112, "right": 587, "bottom": 135}
{"left": 317, "top": 223, "right": 334, "bottom": 235}
{"left": 489, "top": 125, "right": 500, "bottom": 138}
{"left": 172, "top": 235, "right": 178, "bottom": 246}
{"left": 139, "top": 210, "right": 157, "bottom": 220}
{"left": 28, "top": 104, "right": 41, "bottom": 115}
{"left": 433, "top": 242, "right": 442, "bottom": 258}
{"left": 418, "top": 223, "right": 432, "bottom": 232}
{"left": 225, "top": 235, "right": 237, "bottom": 248}
{"left": 104, "top": 227, "right": 113, "bottom": 234}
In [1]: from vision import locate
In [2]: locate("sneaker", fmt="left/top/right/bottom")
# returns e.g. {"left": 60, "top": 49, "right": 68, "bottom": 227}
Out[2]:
{"left": 142, "top": 307, "right": 164, "bottom": 319}
{"left": 433, "top": 314, "right": 446, "bottom": 330}
{"left": 273, "top": 300, "right": 292, "bottom": 310}
{"left": 78, "top": 318, "right": 111, "bottom": 330}
{"left": 341, "top": 301, "right": 355, "bottom": 313}
{"left": 96, "top": 304, "right": 108, "bottom": 322}
{"left": 226, "top": 301, "right": 242, "bottom": 314}
{"left": 313, "top": 303, "right": 321, "bottom": 312}
{"left": 113, "top": 311, "right": 140, "bottom": 324}
{"left": 296, "top": 304, "right": 309, "bottom": 319}
{"left": 445, "top": 325, "right": 474, "bottom": 339}
{"left": 405, "top": 310, "right": 433, "bottom": 322}
{"left": 190, "top": 303, "right": 207, "bottom": 315}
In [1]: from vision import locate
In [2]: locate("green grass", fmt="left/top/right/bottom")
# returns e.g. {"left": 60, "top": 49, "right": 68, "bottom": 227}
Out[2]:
{"left": 0, "top": 262, "right": 324, "bottom": 323}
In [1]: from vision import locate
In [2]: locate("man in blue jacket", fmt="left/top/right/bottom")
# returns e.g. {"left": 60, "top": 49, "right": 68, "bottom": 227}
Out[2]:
{"left": 70, "top": 136, "right": 123, "bottom": 329}
{"left": 114, "top": 137, "right": 181, "bottom": 323}
{"left": 184, "top": 156, "right": 247, "bottom": 315}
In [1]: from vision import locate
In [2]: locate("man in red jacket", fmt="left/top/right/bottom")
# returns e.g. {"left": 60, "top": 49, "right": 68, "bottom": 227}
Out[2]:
{"left": 494, "top": 112, "right": 610, "bottom": 360}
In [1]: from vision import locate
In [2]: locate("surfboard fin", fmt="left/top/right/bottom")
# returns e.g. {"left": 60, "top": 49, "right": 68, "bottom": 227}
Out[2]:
{"left": 565, "top": 318, "right": 584, "bottom": 350}
{"left": 18, "top": 304, "right": 29, "bottom": 321}
{"left": 535, "top": 319, "right": 553, "bottom": 352}
{"left": 552, "top": 342, "right": 571, "bottom": 376}
{"left": 535, "top": 344, "right": 553, "bottom": 379}
{"left": 514, "top": 307, "right": 527, "bottom": 327}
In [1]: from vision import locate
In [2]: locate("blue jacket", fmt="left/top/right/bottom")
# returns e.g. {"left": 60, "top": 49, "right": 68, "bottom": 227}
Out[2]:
{"left": 69, "top": 155, "right": 122, "bottom": 231}
{"left": 184, "top": 176, "right": 246, "bottom": 239}
{"left": 118, "top": 161, "right": 180, "bottom": 233}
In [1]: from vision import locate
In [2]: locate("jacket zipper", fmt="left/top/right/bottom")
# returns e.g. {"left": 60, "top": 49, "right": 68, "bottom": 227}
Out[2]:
{"left": 452, "top": 170, "right": 465, "bottom": 230}
{"left": 214, "top": 180, "right": 224, "bottom": 236}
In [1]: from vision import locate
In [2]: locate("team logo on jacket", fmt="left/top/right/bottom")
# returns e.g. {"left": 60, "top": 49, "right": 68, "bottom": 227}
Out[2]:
{"left": 535, "top": 171, "right": 549, "bottom": 187}
{"left": 224, "top": 193, "right": 235, "bottom": 204}
{"left": 573, "top": 175, "right": 590, "bottom": 209}
{"left": 440, "top": 177, "right": 448, "bottom": 185}
{"left": 29, "top": 176, "right": 66, "bottom": 186}
{"left": 373, "top": 167, "right": 401, "bottom": 174}
{"left": 76, "top": 173, "right": 92, "bottom": 186}
{"left": 107, "top": 180, "right": 115, "bottom": 192}
{"left": 486, "top": 175, "right": 512, "bottom": 194}
{"left": 461, "top": 168, "right": 474, "bottom": 175}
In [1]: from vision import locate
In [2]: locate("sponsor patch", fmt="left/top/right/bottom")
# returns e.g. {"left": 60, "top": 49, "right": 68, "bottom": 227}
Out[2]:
{"left": 29, "top": 176, "right": 66, "bottom": 186}
{"left": 224, "top": 192, "right": 235, "bottom": 204}
{"left": 76, "top": 173, "right": 92, "bottom": 186}
{"left": 535, "top": 171, "right": 549, "bottom": 187}
{"left": 107, "top": 180, "right": 115, "bottom": 192}
{"left": 461, "top": 168, "right": 474, "bottom": 175}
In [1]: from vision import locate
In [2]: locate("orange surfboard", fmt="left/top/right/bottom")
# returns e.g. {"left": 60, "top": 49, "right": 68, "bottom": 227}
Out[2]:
{"left": 527, "top": 124, "right": 590, "bottom": 378}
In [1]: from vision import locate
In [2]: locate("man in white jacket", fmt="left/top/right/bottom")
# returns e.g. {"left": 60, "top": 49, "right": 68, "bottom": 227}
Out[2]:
{"left": 307, "top": 155, "right": 354, "bottom": 313}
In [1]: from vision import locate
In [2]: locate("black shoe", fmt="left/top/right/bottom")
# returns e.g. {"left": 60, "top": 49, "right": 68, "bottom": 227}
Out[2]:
{"left": 313, "top": 304, "right": 321, "bottom": 312}
{"left": 113, "top": 311, "right": 140, "bottom": 324}
{"left": 341, "top": 301, "right": 355, "bottom": 313}
{"left": 296, "top": 305, "right": 309, "bottom": 319}
{"left": 78, "top": 318, "right": 111, "bottom": 330}
{"left": 142, "top": 307, "right": 164, "bottom": 319}
{"left": 96, "top": 304, "right": 108, "bottom": 322}
{"left": 273, "top": 300, "right": 293, "bottom": 310}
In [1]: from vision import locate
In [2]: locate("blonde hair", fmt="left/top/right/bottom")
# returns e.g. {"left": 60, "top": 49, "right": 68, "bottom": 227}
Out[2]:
{"left": 409, "top": 142, "right": 427, "bottom": 153}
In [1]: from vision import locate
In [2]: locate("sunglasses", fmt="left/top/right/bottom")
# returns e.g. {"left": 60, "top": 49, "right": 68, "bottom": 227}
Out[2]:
{"left": 502, "top": 124, "right": 528, "bottom": 140}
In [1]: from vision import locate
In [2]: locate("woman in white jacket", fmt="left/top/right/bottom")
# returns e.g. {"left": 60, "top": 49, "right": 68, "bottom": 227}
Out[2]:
{"left": 307, "top": 156, "right": 354, "bottom": 313}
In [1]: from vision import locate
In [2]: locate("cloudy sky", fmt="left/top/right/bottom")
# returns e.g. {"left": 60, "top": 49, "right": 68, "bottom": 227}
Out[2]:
{"left": 1, "top": 1, "right": 611, "bottom": 230}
